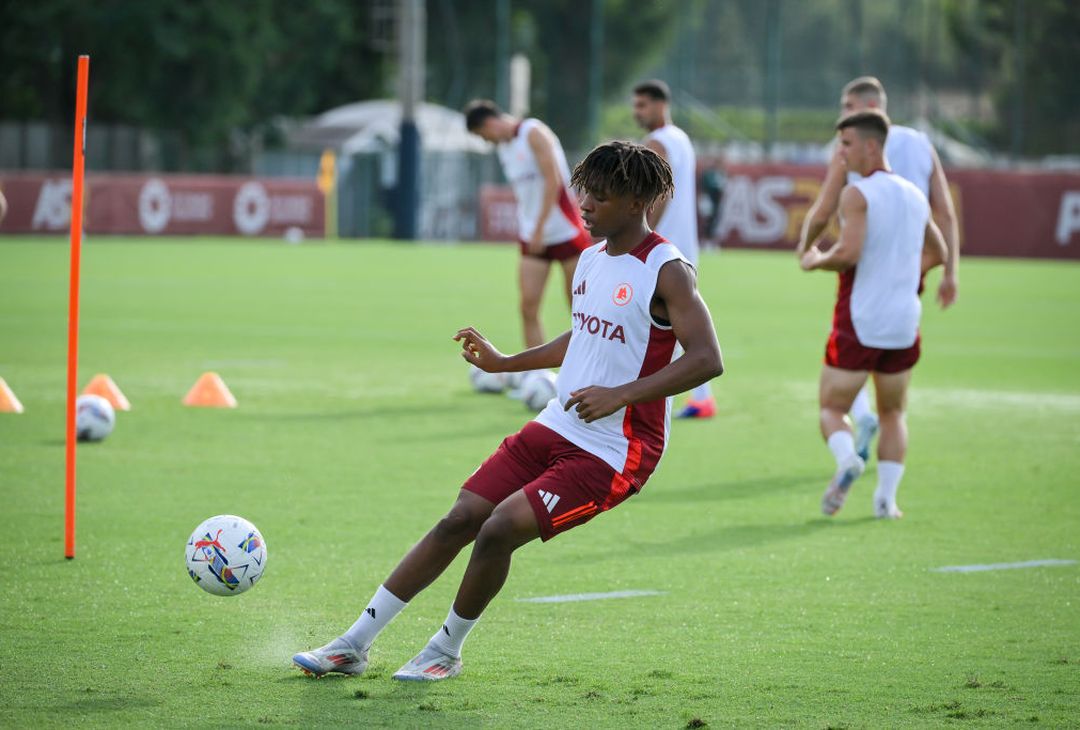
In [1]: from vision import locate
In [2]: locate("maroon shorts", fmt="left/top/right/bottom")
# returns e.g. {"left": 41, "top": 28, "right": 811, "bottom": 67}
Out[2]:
{"left": 519, "top": 229, "right": 591, "bottom": 261}
{"left": 463, "top": 421, "right": 637, "bottom": 541}
{"left": 825, "top": 328, "right": 921, "bottom": 373}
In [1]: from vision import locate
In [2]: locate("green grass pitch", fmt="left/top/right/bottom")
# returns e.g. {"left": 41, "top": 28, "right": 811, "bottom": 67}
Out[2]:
{"left": 1, "top": 237, "right": 1078, "bottom": 728}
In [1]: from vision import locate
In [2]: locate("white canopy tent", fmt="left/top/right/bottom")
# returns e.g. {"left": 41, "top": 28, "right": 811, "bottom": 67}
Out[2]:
{"left": 288, "top": 100, "right": 490, "bottom": 155}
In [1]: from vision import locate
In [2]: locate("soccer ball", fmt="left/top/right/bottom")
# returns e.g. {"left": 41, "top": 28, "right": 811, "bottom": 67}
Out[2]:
{"left": 185, "top": 515, "right": 267, "bottom": 596}
{"left": 521, "top": 370, "right": 558, "bottom": 412}
{"left": 469, "top": 365, "right": 508, "bottom": 394}
{"left": 75, "top": 394, "right": 115, "bottom": 442}
{"left": 505, "top": 371, "right": 527, "bottom": 391}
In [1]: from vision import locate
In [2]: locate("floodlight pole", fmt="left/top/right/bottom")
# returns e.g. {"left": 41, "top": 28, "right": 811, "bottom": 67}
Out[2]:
{"left": 395, "top": 0, "right": 424, "bottom": 240}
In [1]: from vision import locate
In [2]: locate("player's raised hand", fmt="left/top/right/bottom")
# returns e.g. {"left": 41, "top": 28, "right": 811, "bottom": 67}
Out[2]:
{"left": 564, "top": 385, "right": 627, "bottom": 423}
{"left": 453, "top": 327, "right": 507, "bottom": 371}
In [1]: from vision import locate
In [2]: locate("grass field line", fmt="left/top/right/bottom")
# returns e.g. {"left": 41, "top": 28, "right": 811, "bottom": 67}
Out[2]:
{"left": 781, "top": 380, "right": 1080, "bottom": 412}
{"left": 515, "top": 590, "right": 667, "bottom": 603}
{"left": 931, "top": 558, "right": 1077, "bottom": 573}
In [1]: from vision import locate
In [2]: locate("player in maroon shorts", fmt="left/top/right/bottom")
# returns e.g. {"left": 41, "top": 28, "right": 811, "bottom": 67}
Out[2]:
{"left": 800, "top": 111, "right": 947, "bottom": 520}
{"left": 293, "top": 141, "right": 723, "bottom": 682}
{"left": 464, "top": 100, "right": 592, "bottom": 350}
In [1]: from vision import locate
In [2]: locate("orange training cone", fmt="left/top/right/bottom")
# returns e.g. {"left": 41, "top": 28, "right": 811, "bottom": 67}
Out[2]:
{"left": 0, "top": 378, "right": 25, "bottom": 413}
{"left": 183, "top": 372, "right": 237, "bottom": 408}
{"left": 81, "top": 373, "right": 132, "bottom": 411}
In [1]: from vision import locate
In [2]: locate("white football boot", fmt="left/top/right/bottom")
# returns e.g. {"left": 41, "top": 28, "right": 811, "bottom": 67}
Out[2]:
{"left": 821, "top": 455, "right": 866, "bottom": 516}
{"left": 853, "top": 413, "right": 879, "bottom": 463}
{"left": 292, "top": 638, "right": 368, "bottom": 678}
{"left": 873, "top": 493, "right": 904, "bottom": 520}
{"left": 392, "top": 644, "right": 463, "bottom": 682}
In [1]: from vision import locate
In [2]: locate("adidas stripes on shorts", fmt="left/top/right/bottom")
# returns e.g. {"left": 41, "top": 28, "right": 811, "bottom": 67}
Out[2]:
{"left": 463, "top": 421, "right": 638, "bottom": 541}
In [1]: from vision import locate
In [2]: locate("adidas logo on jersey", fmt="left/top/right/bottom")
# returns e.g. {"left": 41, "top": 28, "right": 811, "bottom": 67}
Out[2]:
{"left": 573, "top": 280, "right": 587, "bottom": 296}
{"left": 537, "top": 489, "right": 561, "bottom": 513}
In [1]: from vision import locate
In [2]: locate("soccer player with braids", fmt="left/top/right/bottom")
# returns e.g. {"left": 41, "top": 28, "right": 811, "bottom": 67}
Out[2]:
{"left": 294, "top": 141, "right": 723, "bottom": 682}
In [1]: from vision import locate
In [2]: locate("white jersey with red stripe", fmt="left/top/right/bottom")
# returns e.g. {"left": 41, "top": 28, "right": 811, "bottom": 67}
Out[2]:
{"left": 845, "top": 170, "right": 930, "bottom": 348}
{"left": 496, "top": 118, "right": 584, "bottom": 245}
{"left": 846, "top": 124, "right": 934, "bottom": 198}
{"left": 646, "top": 124, "right": 699, "bottom": 264}
{"left": 535, "top": 233, "right": 689, "bottom": 483}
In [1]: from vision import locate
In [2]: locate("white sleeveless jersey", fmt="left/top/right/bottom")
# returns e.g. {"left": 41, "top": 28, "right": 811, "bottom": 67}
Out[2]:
{"left": 847, "top": 171, "right": 930, "bottom": 348}
{"left": 646, "top": 124, "right": 699, "bottom": 264}
{"left": 496, "top": 118, "right": 584, "bottom": 245}
{"left": 847, "top": 125, "right": 934, "bottom": 198}
{"left": 535, "top": 233, "right": 689, "bottom": 484}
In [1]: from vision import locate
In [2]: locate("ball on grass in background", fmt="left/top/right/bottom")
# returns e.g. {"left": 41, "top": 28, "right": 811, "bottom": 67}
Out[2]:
{"left": 185, "top": 515, "right": 267, "bottom": 596}
{"left": 283, "top": 226, "right": 305, "bottom": 244}
{"left": 521, "top": 370, "right": 558, "bottom": 412}
{"left": 75, "top": 394, "right": 115, "bottom": 442}
{"left": 505, "top": 371, "right": 527, "bottom": 392}
{"left": 469, "top": 365, "right": 509, "bottom": 394}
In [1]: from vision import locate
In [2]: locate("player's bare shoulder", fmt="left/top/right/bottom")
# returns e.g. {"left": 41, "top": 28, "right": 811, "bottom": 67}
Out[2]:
{"left": 839, "top": 184, "right": 868, "bottom": 213}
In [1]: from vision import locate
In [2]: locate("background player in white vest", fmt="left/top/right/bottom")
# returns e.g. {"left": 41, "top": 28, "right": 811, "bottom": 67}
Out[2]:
{"left": 464, "top": 100, "right": 591, "bottom": 350}
{"left": 293, "top": 141, "right": 723, "bottom": 682}
{"left": 799, "top": 76, "right": 960, "bottom": 464}
{"left": 799, "top": 111, "right": 947, "bottom": 519}
{"left": 633, "top": 79, "right": 716, "bottom": 419}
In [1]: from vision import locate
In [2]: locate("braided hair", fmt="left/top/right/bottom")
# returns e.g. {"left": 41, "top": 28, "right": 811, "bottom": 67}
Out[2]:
{"left": 570, "top": 140, "right": 674, "bottom": 208}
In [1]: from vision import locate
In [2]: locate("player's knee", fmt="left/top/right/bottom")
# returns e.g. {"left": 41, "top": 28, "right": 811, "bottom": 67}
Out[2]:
{"left": 473, "top": 514, "right": 517, "bottom": 555}
{"left": 519, "top": 299, "right": 541, "bottom": 320}
{"left": 876, "top": 404, "right": 905, "bottom": 422}
{"left": 432, "top": 508, "right": 482, "bottom": 546}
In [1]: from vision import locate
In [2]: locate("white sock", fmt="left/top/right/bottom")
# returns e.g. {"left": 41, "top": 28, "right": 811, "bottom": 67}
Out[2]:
{"left": 342, "top": 585, "right": 408, "bottom": 651}
{"left": 827, "top": 430, "right": 858, "bottom": 468}
{"left": 850, "top": 386, "right": 875, "bottom": 423}
{"left": 875, "top": 461, "right": 905, "bottom": 505}
{"left": 428, "top": 607, "right": 478, "bottom": 659}
{"left": 691, "top": 382, "right": 712, "bottom": 401}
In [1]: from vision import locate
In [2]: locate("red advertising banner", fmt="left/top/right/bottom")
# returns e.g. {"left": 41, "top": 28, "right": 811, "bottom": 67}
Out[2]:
{"left": 476, "top": 165, "right": 1080, "bottom": 260}
{"left": 0, "top": 173, "right": 325, "bottom": 237}
{"left": 477, "top": 184, "right": 521, "bottom": 242}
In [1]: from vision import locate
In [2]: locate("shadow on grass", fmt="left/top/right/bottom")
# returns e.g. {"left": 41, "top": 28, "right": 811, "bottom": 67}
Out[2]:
{"left": 285, "top": 667, "right": 486, "bottom": 726}
{"left": 645, "top": 473, "right": 822, "bottom": 503}
{"left": 580, "top": 515, "right": 879, "bottom": 561}
{"left": 59, "top": 693, "right": 160, "bottom": 713}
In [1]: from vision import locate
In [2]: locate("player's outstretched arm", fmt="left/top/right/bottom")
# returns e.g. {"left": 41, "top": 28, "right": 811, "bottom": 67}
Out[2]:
{"left": 797, "top": 147, "right": 846, "bottom": 256}
{"left": 800, "top": 186, "right": 865, "bottom": 272}
{"left": 928, "top": 148, "right": 960, "bottom": 308}
{"left": 564, "top": 261, "right": 723, "bottom": 423}
{"left": 454, "top": 327, "right": 570, "bottom": 373}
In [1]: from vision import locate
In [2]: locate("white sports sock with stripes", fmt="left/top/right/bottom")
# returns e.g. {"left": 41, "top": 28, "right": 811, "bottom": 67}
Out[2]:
{"left": 342, "top": 584, "right": 408, "bottom": 651}
{"left": 428, "top": 607, "right": 478, "bottom": 659}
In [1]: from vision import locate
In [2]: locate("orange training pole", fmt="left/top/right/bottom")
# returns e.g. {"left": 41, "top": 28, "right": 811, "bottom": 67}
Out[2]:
{"left": 65, "top": 55, "right": 89, "bottom": 559}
